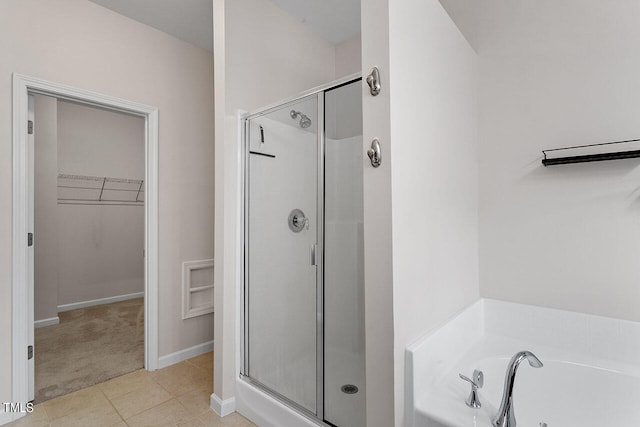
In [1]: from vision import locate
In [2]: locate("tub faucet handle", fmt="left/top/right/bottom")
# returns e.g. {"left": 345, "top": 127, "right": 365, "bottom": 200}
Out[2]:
{"left": 459, "top": 369, "right": 483, "bottom": 408}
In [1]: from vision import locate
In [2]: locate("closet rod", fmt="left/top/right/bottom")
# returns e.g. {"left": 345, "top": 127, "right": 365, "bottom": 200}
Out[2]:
{"left": 58, "top": 199, "right": 143, "bottom": 206}
{"left": 57, "top": 185, "right": 142, "bottom": 192}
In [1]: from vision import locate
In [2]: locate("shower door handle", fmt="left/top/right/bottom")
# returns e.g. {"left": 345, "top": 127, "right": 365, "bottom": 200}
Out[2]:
{"left": 310, "top": 244, "right": 317, "bottom": 266}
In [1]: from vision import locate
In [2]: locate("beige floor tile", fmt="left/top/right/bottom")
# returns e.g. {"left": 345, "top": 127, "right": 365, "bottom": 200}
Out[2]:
{"left": 192, "top": 411, "right": 225, "bottom": 427}
{"left": 200, "top": 379, "right": 214, "bottom": 395}
{"left": 176, "top": 417, "right": 208, "bottom": 427}
{"left": 110, "top": 381, "right": 172, "bottom": 419}
{"left": 5, "top": 405, "right": 49, "bottom": 427}
{"left": 185, "top": 352, "right": 213, "bottom": 373}
{"left": 41, "top": 385, "right": 109, "bottom": 420}
{"left": 125, "top": 399, "right": 192, "bottom": 427}
{"left": 152, "top": 362, "right": 212, "bottom": 397}
{"left": 48, "top": 398, "right": 123, "bottom": 427}
{"left": 197, "top": 411, "right": 256, "bottom": 427}
{"left": 99, "top": 370, "right": 155, "bottom": 400}
{"left": 26, "top": 355, "right": 221, "bottom": 427}
{"left": 176, "top": 388, "right": 213, "bottom": 418}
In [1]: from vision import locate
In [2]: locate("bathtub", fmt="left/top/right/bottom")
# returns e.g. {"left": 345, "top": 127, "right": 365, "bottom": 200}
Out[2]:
{"left": 406, "top": 299, "right": 640, "bottom": 427}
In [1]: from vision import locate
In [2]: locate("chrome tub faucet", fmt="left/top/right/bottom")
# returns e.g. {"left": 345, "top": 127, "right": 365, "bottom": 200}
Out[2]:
{"left": 492, "top": 351, "right": 543, "bottom": 427}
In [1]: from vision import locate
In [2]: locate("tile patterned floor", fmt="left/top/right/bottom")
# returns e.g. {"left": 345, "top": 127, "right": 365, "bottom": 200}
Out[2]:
{"left": 8, "top": 352, "right": 257, "bottom": 427}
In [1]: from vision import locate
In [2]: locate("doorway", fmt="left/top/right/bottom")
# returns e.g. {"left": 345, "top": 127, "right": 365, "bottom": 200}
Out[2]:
{"left": 31, "top": 95, "right": 146, "bottom": 402}
{"left": 11, "top": 74, "right": 159, "bottom": 409}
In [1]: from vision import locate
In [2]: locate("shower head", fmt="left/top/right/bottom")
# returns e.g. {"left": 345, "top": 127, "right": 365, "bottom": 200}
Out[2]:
{"left": 290, "top": 110, "right": 312, "bottom": 129}
{"left": 299, "top": 115, "right": 311, "bottom": 129}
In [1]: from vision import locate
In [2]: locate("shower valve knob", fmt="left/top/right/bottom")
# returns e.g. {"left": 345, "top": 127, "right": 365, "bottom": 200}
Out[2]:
{"left": 288, "top": 209, "right": 308, "bottom": 232}
{"left": 294, "top": 215, "right": 309, "bottom": 229}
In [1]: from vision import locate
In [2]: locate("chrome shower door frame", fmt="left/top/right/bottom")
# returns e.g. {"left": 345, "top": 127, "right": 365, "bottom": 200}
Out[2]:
{"left": 240, "top": 73, "right": 360, "bottom": 426}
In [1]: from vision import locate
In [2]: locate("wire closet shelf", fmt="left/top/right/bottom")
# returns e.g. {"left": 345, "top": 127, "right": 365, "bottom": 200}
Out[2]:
{"left": 57, "top": 173, "right": 144, "bottom": 206}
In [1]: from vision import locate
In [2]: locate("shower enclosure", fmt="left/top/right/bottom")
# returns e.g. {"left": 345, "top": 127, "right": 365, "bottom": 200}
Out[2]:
{"left": 241, "top": 76, "right": 364, "bottom": 427}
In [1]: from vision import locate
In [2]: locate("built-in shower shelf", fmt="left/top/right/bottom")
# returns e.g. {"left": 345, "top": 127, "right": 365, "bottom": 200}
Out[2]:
{"left": 189, "top": 284, "right": 214, "bottom": 293}
{"left": 542, "top": 138, "right": 640, "bottom": 166}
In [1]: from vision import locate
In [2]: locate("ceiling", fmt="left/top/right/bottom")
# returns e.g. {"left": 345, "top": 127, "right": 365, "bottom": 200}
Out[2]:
{"left": 88, "top": 0, "right": 214, "bottom": 52}
{"left": 88, "top": 0, "right": 361, "bottom": 52}
{"left": 269, "top": 0, "right": 361, "bottom": 45}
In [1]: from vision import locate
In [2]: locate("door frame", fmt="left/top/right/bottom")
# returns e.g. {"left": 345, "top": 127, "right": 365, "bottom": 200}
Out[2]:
{"left": 11, "top": 73, "right": 159, "bottom": 416}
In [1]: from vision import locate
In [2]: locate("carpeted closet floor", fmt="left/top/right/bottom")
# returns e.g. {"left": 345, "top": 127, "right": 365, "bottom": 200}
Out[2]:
{"left": 34, "top": 298, "right": 144, "bottom": 403}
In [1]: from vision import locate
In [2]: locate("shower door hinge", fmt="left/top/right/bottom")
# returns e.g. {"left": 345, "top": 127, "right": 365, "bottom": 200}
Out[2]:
{"left": 27, "top": 232, "right": 33, "bottom": 247}
{"left": 27, "top": 345, "right": 33, "bottom": 360}
{"left": 27, "top": 120, "right": 33, "bottom": 135}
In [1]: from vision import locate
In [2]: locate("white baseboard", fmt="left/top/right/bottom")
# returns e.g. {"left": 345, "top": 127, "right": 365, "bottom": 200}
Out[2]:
{"left": 57, "top": 292, "right": 144, "bottom": 312}
{"left": 157, "top": 340, "right": 214, "bottom": 369}
{"left": 0, "top": 410, "right": 16, "bottom": 426}
{"left": 34, "top": 316, "right": 59, "bottom": 328}
{"left": 211, "top": 393, "right": 236, "bottom": 417}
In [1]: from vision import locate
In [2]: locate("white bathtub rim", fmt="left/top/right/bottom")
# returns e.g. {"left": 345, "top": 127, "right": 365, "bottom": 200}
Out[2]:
{"left": 415, "top": 334, "right": 640, "bottom": 427}
{"left": 407, "top": 298, "right": 640, "bottom": 427}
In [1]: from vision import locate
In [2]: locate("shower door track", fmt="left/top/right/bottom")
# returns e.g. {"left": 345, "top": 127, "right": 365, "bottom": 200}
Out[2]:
{"left": 239, "top": 375, "right": 331, "bottom": 427}
{"left": 241, "top": 73, "right": 361, "bottom": 426}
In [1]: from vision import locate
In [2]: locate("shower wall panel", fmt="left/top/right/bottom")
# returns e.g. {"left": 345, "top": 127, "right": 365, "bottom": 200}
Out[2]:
{"left": 324, "top": 135, "right": 365, "bottom": 427}
{"left": 323, "top": 81, "right": 365, "bottom": 427}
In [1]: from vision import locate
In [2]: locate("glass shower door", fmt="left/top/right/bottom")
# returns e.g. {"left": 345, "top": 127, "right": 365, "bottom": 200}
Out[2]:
{"left": 244, "top": 95, "right": 319, "bottom": 414}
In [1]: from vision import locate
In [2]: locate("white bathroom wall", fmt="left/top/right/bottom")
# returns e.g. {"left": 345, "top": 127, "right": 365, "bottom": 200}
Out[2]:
{"left": 34, "top": 95, "right": 59, "bottom": 322}
{"left": 360, "top": 0, "right": 394, "bottom": 425}
{"left": 439, "top": 0, "right": 640, "bottom": 322}
{"left": 35, "top": 99, "right": 144, "bottom": 320}
{"left": 215, "top": 0, "right": 337, "bottom": 406}
{"left": 0, "top": 0, "right": 214, "bottom": 408}
{"left": 388, "top": 0, "right": 478, "bottom": 425}
{"left": 57, "top": 101, "right": 144, "bottom": 180}
{"left": 56, "top": 100, "right": 144, "bottom": 306}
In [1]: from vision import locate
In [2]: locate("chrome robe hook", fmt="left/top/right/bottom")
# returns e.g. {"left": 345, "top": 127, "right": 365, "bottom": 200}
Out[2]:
{"left": 367, "top": 139, "right": 382, "bottom": 167}
{"left": 366, "top": 67, "right": 381, "bottom": 96}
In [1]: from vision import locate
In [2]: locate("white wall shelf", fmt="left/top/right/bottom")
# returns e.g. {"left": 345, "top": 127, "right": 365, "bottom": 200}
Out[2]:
{"left": 542, "top": 138, "right": 640, "bottom": 166}
{"left": 182, "top": 259, "right": 214, "bottom": 319}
